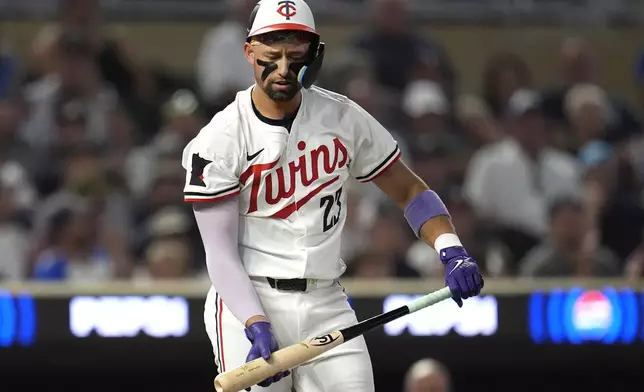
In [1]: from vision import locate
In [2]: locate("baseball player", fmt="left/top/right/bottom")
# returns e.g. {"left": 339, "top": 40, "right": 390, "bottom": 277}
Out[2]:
{"left": 182, "top": 0, "right": 484, "bottom": 391}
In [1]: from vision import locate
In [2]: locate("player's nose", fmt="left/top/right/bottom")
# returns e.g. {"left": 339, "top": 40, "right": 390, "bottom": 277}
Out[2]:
{"left": 275, "top": 57, "right": 291, "bottom": 77}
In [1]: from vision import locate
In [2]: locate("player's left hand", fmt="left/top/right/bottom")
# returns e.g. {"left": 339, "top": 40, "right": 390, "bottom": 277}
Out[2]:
{"left": 439, "top": 246, "right": 484, "bottom": 307}
{"left": 244, "top": 321, "right": 290, "bottom": 389}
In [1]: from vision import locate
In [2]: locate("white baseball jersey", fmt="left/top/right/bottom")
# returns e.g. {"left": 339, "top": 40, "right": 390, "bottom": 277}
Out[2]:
{"left": 182, "top": 85, "right": 400, "bottom": 279}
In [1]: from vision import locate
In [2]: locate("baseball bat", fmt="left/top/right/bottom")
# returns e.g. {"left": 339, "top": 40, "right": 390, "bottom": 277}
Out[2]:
{"left": 214, "top": 286, "right": 453, "bottom": 392}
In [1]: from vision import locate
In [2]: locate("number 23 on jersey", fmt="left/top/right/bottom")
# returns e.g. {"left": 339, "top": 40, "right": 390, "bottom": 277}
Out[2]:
{"left": 320, "top": 188, "right": 342, "bottom": 232}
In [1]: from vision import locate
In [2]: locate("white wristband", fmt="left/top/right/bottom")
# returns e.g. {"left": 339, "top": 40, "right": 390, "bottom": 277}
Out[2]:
{"left": 433, "top": 233, "right": 463, "bottom": 254}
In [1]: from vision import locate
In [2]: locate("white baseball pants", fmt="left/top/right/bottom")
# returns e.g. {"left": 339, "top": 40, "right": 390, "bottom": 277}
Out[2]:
{"left": 204, "top": 278, "right": 375, "bottom": 392}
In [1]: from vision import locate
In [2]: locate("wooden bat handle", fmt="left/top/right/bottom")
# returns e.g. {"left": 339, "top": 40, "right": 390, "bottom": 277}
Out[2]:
{"left": 214, "top": 331, "right": 345, "bottom": 392}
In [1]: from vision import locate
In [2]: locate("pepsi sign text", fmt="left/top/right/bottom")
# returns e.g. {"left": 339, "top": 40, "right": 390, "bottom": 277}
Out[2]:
{"left": 383, "top": 294, "right": 498, "bottom": 337}
{"left": 69, "top": 295, "right": 189, "bottom": 338}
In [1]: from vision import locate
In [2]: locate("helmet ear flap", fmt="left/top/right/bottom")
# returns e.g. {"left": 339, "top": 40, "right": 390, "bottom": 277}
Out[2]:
{"left": 297, "top": 42, "right": 325, "bottom": 89}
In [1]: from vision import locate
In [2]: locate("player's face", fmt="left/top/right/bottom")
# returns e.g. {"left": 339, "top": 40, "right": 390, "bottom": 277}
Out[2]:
{"left": 245, "top": 40, "right": 310, "bottom": 101}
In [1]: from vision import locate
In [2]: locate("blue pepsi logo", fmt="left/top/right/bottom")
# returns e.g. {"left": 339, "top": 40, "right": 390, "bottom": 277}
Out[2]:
{"left": 571, "top": 290, "right": 612, "bottom": 340}
{"left": 528, "top": 287, "right": 640, "bottom": 345}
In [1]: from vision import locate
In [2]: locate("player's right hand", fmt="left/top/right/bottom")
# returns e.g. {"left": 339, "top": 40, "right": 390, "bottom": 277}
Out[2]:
{"left": 440, "top": 246, "right": 484, "bottom": 307}
{"left": 244, "top": 321, "right": 291, "bottom": 388}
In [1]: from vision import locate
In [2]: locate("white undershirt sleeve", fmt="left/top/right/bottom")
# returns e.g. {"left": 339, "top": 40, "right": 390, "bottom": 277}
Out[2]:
{"left": 193, "top": 197, "right": 266, "bottom": 326}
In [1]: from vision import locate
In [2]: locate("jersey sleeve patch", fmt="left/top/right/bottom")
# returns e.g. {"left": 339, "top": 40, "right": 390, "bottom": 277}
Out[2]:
{"left": 183, "top": 151, "right": 241, "bottom": 203}
{"left": 354, "top": 145, "right": 401, "bottom": 183}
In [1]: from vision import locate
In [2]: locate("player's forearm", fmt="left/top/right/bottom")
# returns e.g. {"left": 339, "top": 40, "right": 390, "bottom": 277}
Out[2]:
{"left": 193, "top": 199, "right": 267, "bottom": 327}
{"left": 373, "top": 161, "right": 459, "bottom": 250}
{"left": 406, "top": 186, "right": 460, "bottom": 251}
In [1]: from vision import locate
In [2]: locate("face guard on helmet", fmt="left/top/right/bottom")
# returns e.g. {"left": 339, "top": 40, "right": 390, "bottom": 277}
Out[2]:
{"left": 246, "top": 0, "right": 325, "bottom": 89}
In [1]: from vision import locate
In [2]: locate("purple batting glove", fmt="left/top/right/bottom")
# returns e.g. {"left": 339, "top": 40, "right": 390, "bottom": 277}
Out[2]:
{"left": 244, "top": 321, "right": 290, "bottom": 389}
{"left": 439, "top": 246, "right": 484, "bottom": 307}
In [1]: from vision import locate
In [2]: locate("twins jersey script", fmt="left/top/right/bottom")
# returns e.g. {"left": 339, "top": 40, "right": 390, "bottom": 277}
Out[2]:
{"left": 182, "top": 86, "right": 400, "bottom": 280}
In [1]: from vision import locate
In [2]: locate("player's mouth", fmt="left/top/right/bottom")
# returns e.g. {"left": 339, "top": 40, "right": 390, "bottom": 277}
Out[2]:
{"left": 273, "top": 80, "right": 294, "bottom": 90}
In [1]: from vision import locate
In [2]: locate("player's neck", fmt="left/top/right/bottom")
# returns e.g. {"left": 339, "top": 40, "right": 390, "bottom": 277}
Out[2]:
{"left": 252, "top": 87, "right": 302, "bottom": 120}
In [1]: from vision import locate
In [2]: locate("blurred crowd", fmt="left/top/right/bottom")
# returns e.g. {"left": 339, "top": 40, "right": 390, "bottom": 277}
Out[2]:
{"left": 1, "top": 0, "right": 644, "bottom": 283}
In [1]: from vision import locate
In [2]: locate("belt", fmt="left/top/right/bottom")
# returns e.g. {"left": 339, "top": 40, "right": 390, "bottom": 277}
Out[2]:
{"left": 266, "top": 277, "right": 308, "bottom": 292}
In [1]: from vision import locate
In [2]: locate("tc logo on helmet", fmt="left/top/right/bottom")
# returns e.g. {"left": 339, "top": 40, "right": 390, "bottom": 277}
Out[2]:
{"left": 277, "top": 0, "right": 297, "bottom": 19}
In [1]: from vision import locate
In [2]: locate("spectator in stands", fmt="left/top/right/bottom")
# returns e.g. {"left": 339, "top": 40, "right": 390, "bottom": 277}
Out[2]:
{"left": 22, "top": 32, "right": 119, "bottom": 152}
{"left": 353, "top": 0, "right": 456, "bottom": 99}
{"left": 402, "top": 80, "right": 470, "bottom": 185}
{"left": 127, "top": 89, "right": 204, "bottom": 198}
{"left": 32, "top": 205, "right": 129, "bottom": 281}
{"left": 345, "top": 207, "right": 418, "bottom": 278}
{"left": 147, "top": 205, "right": 205, "bottom": 274}
{"left": 342, "top": 72, "right": 410, "bottom": 206}
{"left": 567, "top": 83, "right": 643, "bottom": 183}
{"left": 139, "top": 237, "right": 192, "bottom": 280}
{"left": 31, "top": 0, "right": 171, "bottom": 140}
{"left": 158, "top": 90, "right": 204, "bottom": 156}
{"left": 481, "top": 51, "right": 533, "bottom": 120}
{"left": 625, "top": 241, "right": 644, "bottom": 281}
{"left": 132, "top": 164, "right": 200, "bottom": 268}
{"left": 133, "top": 162, "right": 185, "bottom": 233}
{"left": 565, "top": 85, "right": 644, "bottom": 224}
{"left": 404, "top": 358, "right": 452, "bottom": 392}
{"left": 32, "top": 143, "right": 132, "bottom": 261}
{"left": 563, "top": 82, "right": 643, "bottom": 156}
{"left": 0, "top": 95, "right": 31, "bottom": 170}
{"left": 32, "top": 0, "right": 137, "bottom": 101}
{"left": 0, "top": 96, "right": 37, "bottom": 213}
{"left": 0, "top": 161, "right": 37, "bottom": 224}
{"left": 636, "top": 50, "right": 644, "bottom": 113}
{"left": 30, "top": 97, "right": 98, "bottom": 195}
{"left": 344, "top": 70, "right": 399, "bottom": 132}
{"left": 341, "top": 180, "right": 378, "bottom": 262}
{"left": 519, "top": 196, "right": 621, "bottom": 277}
{"left": 407, "top": 145, "right": 453, "bottom": 200}
{"left": 541, "top": 37, "right": 642, "bottom": 146}
{"left": 32, "top": 0, "right": 103, "bottom": 77}
{"left": 345, "top": 249, "right": 419, "bottom": 278}
{"left": 0, "top": 181, "right": 29, "bottom": 281}
{"left": 579, "top": 141, "right": 644, "bottom": 262}
{"left": 456, "top": 94, "right": 503, "bottom": 148}
{"left": 564, "top": 83, "right": 612, "bottom": 151}
{"left": 372, "top": 206, "right": 414, "bottom": 253}
{"left": 101, "top": 102, "right": 140, "bottom": 194}
{"left": 463, "top": 89, "right": 582, "bottom": 265}
{"left": 322, "top": 50, "right": 371, "bottom": 88}
{"left": 196, "top": 0, "right": 257, "bottom": 113}
{"left": 402, "top": 80, "right": 462, "bottom": 150}
{"left": 0, "top": 35, "right": 19, "bottom": 99}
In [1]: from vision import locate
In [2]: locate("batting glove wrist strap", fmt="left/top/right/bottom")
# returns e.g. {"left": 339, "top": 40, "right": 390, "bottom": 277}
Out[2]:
{"left": 439, "top": 246, "right": 471, "bottom": 265}
{"left": 244, "top": 321, "right": 272, "bottom": 342}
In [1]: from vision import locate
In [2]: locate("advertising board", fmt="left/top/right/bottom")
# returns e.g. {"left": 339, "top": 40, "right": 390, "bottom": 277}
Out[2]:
{"left": 1, "top": 287, "right": 642, "bottom": 373}
{"left": 528, "top": 287, "right": 641, "bottom": 344}
{"left": 0, "top": 290, "right": 36, "bottom": 348}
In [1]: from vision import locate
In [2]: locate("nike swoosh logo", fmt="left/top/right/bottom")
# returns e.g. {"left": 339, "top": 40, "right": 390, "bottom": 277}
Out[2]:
{"left": 448, "top": 259, "right": 464, "bottom": 275}
{"left": 246, "top": 149, "right": 264, "bottom": 161}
